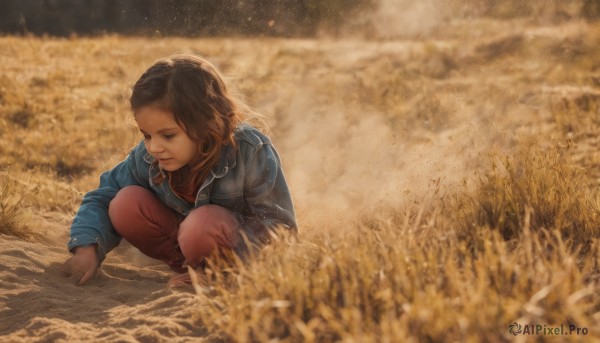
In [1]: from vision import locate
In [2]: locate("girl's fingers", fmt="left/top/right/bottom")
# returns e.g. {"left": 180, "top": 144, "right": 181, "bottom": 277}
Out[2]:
{"left": 64, "top": 257, "right": 86, "bottom": 284}
{"left": 63, "top": 256, "right": 95, "bottom": 285}
{"left": 78, "top": 267, "right": 96, "bottom": 286}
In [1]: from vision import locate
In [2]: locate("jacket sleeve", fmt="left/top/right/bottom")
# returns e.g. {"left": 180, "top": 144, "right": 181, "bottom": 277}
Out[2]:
{"left": 238, "top": 142, "right": 297, "bottom": 248}
{"left": 68, "top": 142, "right": 150, "bottom": 264}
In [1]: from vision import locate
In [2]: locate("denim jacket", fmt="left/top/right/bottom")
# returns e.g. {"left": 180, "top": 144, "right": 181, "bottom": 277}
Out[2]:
{"left": 68, "top": 124, "right": 297, "bottom": 264}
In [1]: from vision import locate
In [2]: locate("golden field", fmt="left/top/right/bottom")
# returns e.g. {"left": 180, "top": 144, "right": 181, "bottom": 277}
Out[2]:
{"left": 1, "top": 6, "right": 600, "bottom": 342}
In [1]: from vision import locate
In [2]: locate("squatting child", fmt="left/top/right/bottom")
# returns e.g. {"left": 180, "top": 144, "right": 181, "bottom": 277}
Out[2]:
{"left": 64, "top": 54, "right": 297, "bottom": 286}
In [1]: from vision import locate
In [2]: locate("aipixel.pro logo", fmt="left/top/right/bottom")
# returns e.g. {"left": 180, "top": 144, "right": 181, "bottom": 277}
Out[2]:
{"left": 509, "top": 322, "right": 588, "bottom": 336}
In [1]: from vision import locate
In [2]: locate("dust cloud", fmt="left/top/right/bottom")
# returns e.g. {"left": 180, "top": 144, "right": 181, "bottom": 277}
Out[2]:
{"left": 265, "top": 63, "right": 499, "bottom": 235}
{"left": 278, "top": 96, "right": 492, "bottom": 233}
{"left": 256, "top": 1, "right": 534, "bottom": 235}
{"left": 370, "top": 0, "right": 443, "bottom": 39}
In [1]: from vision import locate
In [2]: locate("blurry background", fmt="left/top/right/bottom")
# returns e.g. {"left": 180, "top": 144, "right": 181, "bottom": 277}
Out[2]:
{"left": 1, "top": 0, "right": 600, "bottom": 38}
{"left": 0, "top": 0, "right": 373, "bottom": 37}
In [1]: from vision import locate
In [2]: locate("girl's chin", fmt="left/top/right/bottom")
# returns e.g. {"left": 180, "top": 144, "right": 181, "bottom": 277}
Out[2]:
{"left": 159, "top": 162, "right": 181, "bottom": 171}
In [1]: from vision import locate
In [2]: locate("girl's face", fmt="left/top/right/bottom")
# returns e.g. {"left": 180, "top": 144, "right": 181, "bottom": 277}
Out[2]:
{"left": 135, "top": 105, "right": 198, "bottom": 172}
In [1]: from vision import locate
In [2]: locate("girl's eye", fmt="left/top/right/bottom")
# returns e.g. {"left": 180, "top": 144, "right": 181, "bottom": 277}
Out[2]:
{"left": 164, "top": 134, "right": 175, "bottom": 140}
{"left": 143, "top": 134, "right": 151, "bottom": 140}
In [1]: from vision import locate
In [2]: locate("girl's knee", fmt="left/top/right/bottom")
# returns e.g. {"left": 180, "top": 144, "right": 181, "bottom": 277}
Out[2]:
{"left": 110, "top": 186, "right": 148, "bottom": 209}
{"left": 177, "top": 205, "right": 240, "bottom": 264}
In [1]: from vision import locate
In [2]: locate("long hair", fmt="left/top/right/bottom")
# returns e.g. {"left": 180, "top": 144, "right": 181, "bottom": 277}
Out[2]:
{"left": 130, "top": 54, "right": 242, "bottom": 201}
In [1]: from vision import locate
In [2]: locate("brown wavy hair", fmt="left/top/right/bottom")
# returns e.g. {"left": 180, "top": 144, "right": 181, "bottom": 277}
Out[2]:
{"left": 130, "top": 54, "right": 242, "bottom": 202}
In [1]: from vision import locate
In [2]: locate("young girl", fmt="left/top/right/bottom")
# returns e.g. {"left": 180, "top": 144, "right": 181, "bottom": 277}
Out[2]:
{"left": 64, "top": 54, "right": 297, "bottom": 286}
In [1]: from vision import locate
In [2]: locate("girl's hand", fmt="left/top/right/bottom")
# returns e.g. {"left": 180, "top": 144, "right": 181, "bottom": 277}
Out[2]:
{"left": 64, "top": 244, "right": 99, "bottom": 285}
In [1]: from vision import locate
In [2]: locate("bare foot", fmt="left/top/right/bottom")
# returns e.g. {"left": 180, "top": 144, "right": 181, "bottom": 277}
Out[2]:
{"left": 167, "top": 266, "right": 208, "bottom": 291}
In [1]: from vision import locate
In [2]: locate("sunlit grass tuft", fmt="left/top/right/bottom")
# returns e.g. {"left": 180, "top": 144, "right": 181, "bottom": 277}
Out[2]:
{"left": 0, "top": 175, "right": 37, "bottom": 241}
{"left": 457, "top": 148, "right": 600, "bottom": 245}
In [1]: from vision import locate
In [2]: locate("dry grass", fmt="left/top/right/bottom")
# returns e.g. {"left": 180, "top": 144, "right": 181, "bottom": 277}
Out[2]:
{"left": 456, "top": 148, "right": 600, "bottom": 244}
{"left": 193, "top": 148, "right": 600, "bottom": 342}
{"left": 0, "top": 174, "right": 36, "bottom": 241}
{"left": 1, "top": 6, "right": 600, "bottom": 341}
{"left": 196, "top": 230, "right": 599, "bottom": 342}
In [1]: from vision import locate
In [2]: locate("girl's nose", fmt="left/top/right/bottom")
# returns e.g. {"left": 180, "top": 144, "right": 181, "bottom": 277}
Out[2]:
{"left": 146, "top": 139, "right": 164, "bottom": 154}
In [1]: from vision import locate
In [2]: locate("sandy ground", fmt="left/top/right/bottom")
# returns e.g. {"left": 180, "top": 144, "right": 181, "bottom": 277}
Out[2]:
{"left": 0, "top": 230, "right": 211, "bottom": 342}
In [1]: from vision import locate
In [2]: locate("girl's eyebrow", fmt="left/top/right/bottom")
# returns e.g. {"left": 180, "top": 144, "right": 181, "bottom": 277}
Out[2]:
{"left": 139, "top": 127, "right": 180, "bottom": 134}
{"left": 157, "top": 127, "right": 179, "bottom": 133}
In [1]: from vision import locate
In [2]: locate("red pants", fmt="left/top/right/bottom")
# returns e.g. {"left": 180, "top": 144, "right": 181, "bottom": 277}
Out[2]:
{"left": 108, "top": 186, "right": 241, "bottom": 272}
